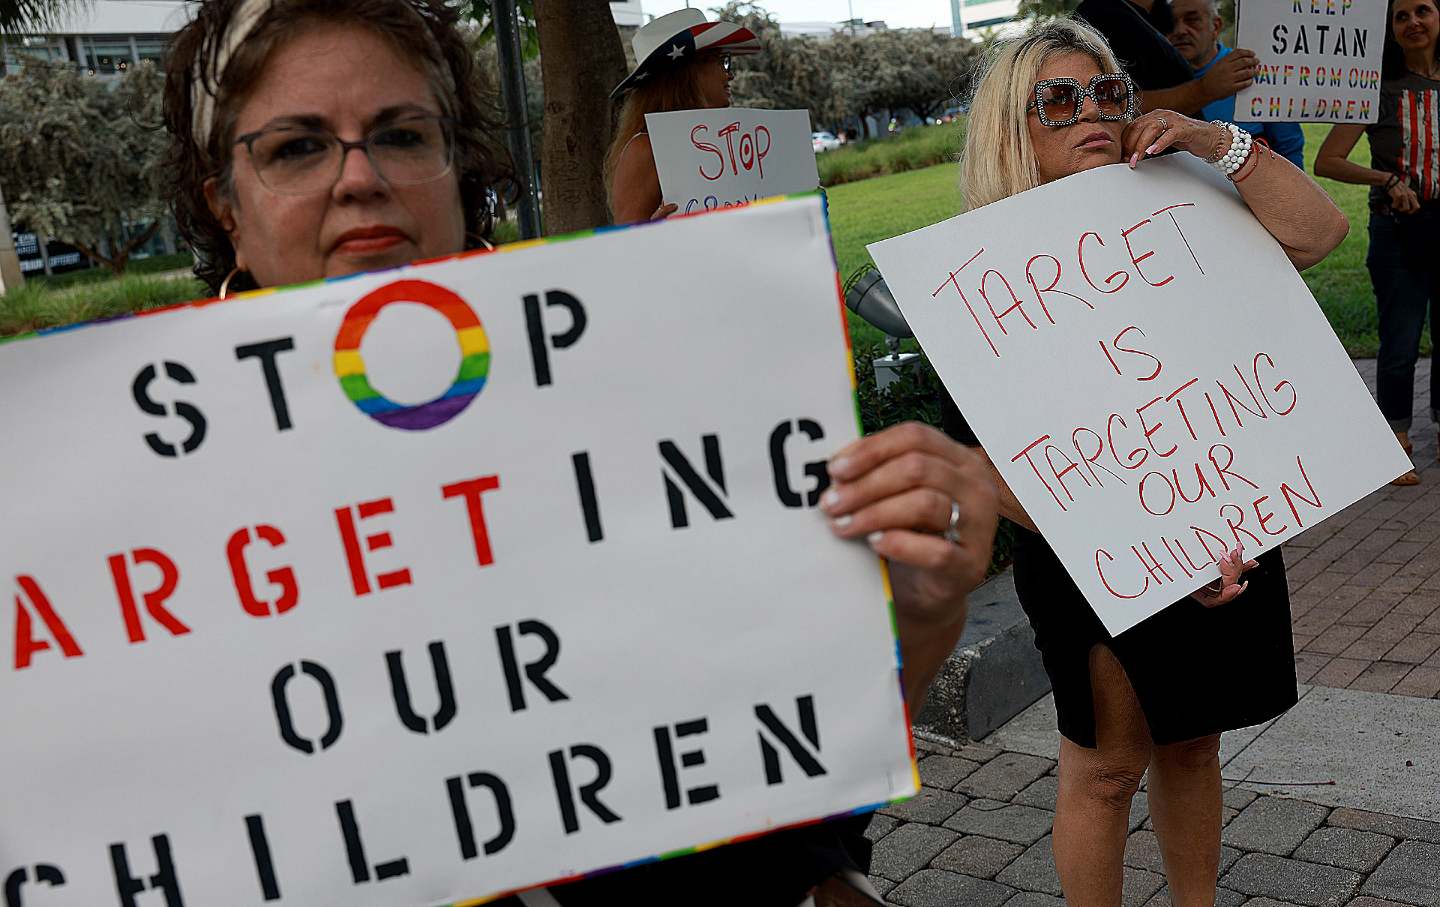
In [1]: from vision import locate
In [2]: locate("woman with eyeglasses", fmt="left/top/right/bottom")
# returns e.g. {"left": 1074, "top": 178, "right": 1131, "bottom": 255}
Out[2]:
{"left": 160, "top": 1, "right": 998, "bottom": 904}
{"left": 948, "top": 18, "right": 1346, "bottom": 906}
{"left": 606, "top": 8, "right": 757, "bottom": 224}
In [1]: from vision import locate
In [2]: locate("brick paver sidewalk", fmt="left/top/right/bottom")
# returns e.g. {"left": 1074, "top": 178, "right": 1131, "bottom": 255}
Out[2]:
{"left": 866, "top": 739, "right": 1440, "bottom": 906}
{"left": 1286, "top": 361, "right": 1440, "bottom": 698}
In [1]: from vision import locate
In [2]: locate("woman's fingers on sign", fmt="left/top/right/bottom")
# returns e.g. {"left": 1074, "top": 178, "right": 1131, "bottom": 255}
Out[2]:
{"left": 1191, "top": 547, "right": 1258, "bottom": 607}
{"left": 827, "top": 422, "right": 1000, "bottom": 609}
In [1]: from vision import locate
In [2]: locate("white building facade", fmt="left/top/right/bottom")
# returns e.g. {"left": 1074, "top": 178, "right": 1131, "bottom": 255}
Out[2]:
{"left": 0, "top": 0, "right": 191, "bottom": 77}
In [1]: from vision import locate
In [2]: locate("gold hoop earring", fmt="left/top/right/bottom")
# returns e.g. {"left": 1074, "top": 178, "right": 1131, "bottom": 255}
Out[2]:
{"left": 466, "top": 231, "right": 495, "bottom": 252}
{"left": 218, "top": 266, "right": 245, "bottom": 300}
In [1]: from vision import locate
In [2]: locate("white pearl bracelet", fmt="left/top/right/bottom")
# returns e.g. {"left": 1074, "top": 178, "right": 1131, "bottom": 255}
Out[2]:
{"left": 1209, "top": 120, "right": 1253, "bottom": 178}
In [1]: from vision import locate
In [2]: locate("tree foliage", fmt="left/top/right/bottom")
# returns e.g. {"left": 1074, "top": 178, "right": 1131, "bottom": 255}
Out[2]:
{"left": 462, "top": 0, "right": 539, "bottom": 59}
{"left": 0, "top": 60, "right": 167, "bottom": 273}
{"left": 712, "top": 3, "right": 979, "bottom": 135}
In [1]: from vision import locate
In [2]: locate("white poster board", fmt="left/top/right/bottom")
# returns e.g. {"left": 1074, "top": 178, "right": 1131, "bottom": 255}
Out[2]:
{"left": 869, "top": 156, "right": 1410, "bottom": 635}
{"left": 0, "top": 195, "right": 914, "bottom": 905}
{"left": 646, "top": 107, "right": 819, "bottom": 214}
{"left": 1235, "top": 0, "right": 1388, "bottom": 123}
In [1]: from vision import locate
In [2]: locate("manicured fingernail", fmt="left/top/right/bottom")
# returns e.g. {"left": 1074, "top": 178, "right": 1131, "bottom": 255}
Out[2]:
{"left": 829, "top": 457, "right": 852, "bottom": 478}
{"left": 832, "top": 514, "right": 853, "bottom": 530}
{"left": 820, "top": 489, "right": 841, "bottom": 513}
{"left": 1146, "top": 143, "right": 1158, "bottom": 154}
{"left": 1130, "top": 153, "right": 1139, "bottom": 167}
{"left": 867, "top": 531, "right": 885, "bottom": 547}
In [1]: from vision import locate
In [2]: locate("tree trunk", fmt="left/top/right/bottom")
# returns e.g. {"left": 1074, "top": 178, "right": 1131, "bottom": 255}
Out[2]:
{"left": 533, "top": 0, "right": 627, "bottom": 234}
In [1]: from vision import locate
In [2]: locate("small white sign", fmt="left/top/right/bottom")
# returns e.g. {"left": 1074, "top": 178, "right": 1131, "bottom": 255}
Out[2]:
{"left": 869, "top": 156, "right": 1409, "bottom": 635}
{"left": 646, "top": 107, "right": 820, "bottom": 214}
{"left": 1235, "top": 0, "right": 1388, "bottom": 123}
{"left": 0, "top": 196, "right": 913, "bottom": 905}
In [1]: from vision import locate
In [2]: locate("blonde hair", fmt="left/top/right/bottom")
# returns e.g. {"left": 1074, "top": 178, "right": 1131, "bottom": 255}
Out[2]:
{"left": 960, "top": 18, "right": 1126, "bottom": 210}
{"left": 604, "top": 63, "right": 711, "bottom": 209}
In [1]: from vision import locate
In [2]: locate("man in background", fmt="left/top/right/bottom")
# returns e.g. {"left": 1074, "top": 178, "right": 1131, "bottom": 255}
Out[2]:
{"left": 1167, "top": 0, "right": 1306, "bottom": 167}
{"left": 1076, "top": 0, "right": 1256, "bottom": 115}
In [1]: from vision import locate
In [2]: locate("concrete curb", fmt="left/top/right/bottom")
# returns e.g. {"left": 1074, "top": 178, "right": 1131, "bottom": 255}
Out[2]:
{"left": 914, "top": 568, "right": 1052, "bottom": 745}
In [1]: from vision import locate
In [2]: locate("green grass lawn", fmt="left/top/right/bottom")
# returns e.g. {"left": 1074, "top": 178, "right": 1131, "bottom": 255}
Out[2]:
{"left": 829, "top": 123, "right": 1393, "bottom": 357}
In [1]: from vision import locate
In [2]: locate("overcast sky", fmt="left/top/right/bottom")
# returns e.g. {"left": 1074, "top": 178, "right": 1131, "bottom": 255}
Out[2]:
{"left": 662, "top": 1, "right": 962, "bottom": 28}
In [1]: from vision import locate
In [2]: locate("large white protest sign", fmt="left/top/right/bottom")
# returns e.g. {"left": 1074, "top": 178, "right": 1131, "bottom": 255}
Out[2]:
{"left": 869, "top": 156, "right": 1410, "bottom": 635}
{"left": 647, "top": 107, "right": 819, "bottom": 214}
{"left": 1235, "top": 0, "right": 1388, "bottom": 123}
{"left": 0, "top": 195, "right": 915, "bottom": 905}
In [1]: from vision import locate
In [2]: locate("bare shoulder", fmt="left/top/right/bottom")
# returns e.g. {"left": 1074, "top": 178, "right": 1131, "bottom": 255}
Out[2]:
{"left": 617, "top": 133, "right": 655, "bottom": 170}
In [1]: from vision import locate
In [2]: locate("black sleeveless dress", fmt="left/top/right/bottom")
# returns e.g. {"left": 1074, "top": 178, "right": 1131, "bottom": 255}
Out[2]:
{"left": 943, "top": 397, "right": 1298, "bottom": 748}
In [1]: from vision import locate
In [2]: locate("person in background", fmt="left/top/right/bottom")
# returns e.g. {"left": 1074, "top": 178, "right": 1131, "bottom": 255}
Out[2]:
{"left": 605, "top": 8, "right": 759, "bottom": 224}
{"left": 1167, "top": 0, "right": 1305, "bottom": 167}
{"left": 1075, "top": 0, "right": 1257, "bottom": 115}
{"left": 1315, "top": 0, "right": 1440, "bottom": 486}
{"left": 954, "top": 17, "right": 1347, "bottom": 906}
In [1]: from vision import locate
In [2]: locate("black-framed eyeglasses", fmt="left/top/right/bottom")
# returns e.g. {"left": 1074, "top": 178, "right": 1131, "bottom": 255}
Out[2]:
{"left": 234, "top": 112, "right": 455, "bottom": 196}
{"left": 1027, "top": 73, "right": 1135, "bottom": 127}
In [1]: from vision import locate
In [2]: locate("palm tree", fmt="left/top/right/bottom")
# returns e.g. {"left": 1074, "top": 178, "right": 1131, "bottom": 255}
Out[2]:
{"left": 0, "top": 0, "right": 81, "bottom": 34}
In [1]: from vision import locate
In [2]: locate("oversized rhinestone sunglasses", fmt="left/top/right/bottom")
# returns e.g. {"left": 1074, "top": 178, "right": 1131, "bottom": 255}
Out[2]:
{"left": 1027, "top": 73, "right": 1136, "bottom": 127}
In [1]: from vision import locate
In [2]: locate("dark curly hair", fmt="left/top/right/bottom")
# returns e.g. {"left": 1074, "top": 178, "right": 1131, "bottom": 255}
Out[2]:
{"left": 163, "top": 0, "right": 513, "bottom": 295}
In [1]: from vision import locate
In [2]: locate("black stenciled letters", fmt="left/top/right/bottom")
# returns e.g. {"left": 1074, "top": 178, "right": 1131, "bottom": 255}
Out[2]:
{"left": 755, "top": 694, "right": 827, "bottom": 785}
{"left": 335, "top": 801, "right": 410, "bottom": 884}
{"left": 235, "top": 338, "right": 297, "bottom": 432}
{"left": 386, "top": 641, "right": 458, "bottom": 734}
{"left": 549, "top": 744, "right": 622, "bottom": 834}
{"left": 525, "top": 290, "right": 587, "bottom": 387}
{"left": 446, "top": 772, "right": 517, "bottom": 859}
{"left": 660, "top": 435, "right": 734, "bottom": 528}
{"left": 571, "top": 451, "right": 604, "bottom": 543}
{"left": 3, "top": 865, "right": 65, "bottom": 907}
{"left": 653, "top": 718, "right": 721, "bottom": 810}
{"left": 271, "top": 660, "right": 344, "bottom": 754}
{"left": 495, "top": 620, "right": 569, "bottom": 712}
{"left": 132, "top": 362, "right": 207, "bottom": 457}
{"left": 110, "top": 834, "right": 183, "bottom": 907}
{"left": 769, "top": 419, "right": 830, "bottom": 508}
{"left": 244, "top": 815, "right": 281, "bottom": 901}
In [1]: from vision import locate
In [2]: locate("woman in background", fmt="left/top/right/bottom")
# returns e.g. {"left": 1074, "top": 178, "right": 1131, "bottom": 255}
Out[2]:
{"left": 1315, "top": 0, "right": 1440, "bottom": 485}
{"left": 605, "top": 8, "right": 760, "bottom": 224}
{"left": 951, "top": 17, "right": 1345, "bottom": 906}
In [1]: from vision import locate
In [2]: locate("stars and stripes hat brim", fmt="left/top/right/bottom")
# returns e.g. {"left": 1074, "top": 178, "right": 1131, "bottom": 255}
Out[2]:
{"left": 611, "top": 9, "right": 761, "bottom": 99}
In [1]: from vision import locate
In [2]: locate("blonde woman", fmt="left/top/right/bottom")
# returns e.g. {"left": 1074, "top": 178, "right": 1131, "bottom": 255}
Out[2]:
{"left": 605, "top": 8, "right": 759, "bottom": 224}
{"left": 948, "top": 19, "right": 1346, "bottom": 907}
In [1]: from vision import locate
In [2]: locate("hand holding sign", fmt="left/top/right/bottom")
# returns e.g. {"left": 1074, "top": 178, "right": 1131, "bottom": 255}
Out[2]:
{"left": 1201, "top": 47, "right": 1260, "bottom": 97}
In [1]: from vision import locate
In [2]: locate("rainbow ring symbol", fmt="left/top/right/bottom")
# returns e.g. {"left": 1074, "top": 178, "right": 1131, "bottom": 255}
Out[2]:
{"left": 333, "top": 279, "right": 490, "bottom": 431}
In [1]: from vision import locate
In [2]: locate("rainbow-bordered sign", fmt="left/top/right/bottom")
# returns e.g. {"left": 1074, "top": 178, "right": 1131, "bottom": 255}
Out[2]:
{"left": 333, "top": 279, "right": 489, "bottom": 431}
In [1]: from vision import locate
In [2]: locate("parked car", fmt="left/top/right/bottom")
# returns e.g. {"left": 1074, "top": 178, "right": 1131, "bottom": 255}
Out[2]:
{"left": 812, "top": 131, "right": 841, "bottom": 153}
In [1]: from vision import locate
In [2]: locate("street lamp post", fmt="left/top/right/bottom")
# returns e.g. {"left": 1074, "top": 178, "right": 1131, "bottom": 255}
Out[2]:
{"left": 493, "top": 0, "right": 542, "bottom": 239}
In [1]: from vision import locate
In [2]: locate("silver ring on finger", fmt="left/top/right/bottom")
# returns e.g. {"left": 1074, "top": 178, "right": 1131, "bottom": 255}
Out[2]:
{"left": 943, "top": 500, "right": 963, "bottom": 544}
{"left": 1155, "top": 116, "right": 1169, "bottom": 131}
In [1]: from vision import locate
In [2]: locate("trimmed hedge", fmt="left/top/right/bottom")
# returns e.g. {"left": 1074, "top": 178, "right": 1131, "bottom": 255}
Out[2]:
{"left": 819, "top": 123, "right": 964, "bottom": 187}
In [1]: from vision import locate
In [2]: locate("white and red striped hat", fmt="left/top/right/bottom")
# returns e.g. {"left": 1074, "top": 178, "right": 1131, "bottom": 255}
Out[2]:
{"left": 611, "top": 8, "right": 761, "bottom": 99}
